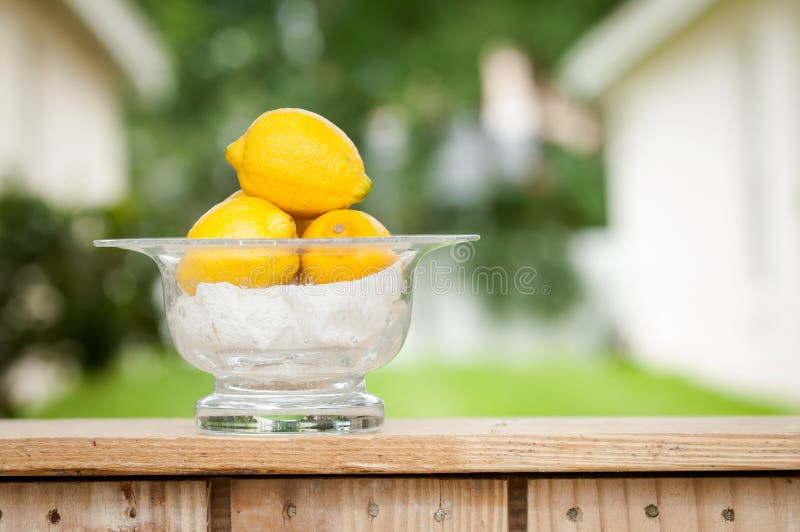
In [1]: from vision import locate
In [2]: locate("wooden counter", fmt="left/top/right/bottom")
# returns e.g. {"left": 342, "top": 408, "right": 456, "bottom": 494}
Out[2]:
{"left": 1, "top": 417, "right": 798, "bottom": 530}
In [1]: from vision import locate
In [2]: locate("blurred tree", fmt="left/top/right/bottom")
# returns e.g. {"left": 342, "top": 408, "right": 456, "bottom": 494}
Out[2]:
{"left": 0, "top": 192, "right": 159, "bottom": 415}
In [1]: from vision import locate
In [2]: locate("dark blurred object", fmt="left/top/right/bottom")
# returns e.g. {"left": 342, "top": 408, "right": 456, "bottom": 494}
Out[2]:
{"left": 0, "top": 192, "right": 159, "bottom": 415}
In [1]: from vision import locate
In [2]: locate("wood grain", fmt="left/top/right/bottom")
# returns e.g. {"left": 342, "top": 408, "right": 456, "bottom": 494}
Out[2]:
{"left": 210, "top": 478, "right": 232, "bottom": 531}
{"left": 1, "top": 417, "right": 799, "bottom": 476}
{"left": 508, "top": 477, "right": 528, "bottom": 532}
{"left": 527, "top": 476, "right": 800, "bottom": 531}
{"left": 0, "top": 480, "right": 209, "bottom": 531}
{"left": 229, "top": 477, "right": 507, "bottom": 531}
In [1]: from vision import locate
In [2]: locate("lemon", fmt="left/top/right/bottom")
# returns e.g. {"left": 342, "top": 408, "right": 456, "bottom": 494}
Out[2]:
{"left": 227, "top": 190, "right": 312, "bottom": 235}
{"left": 299, "top": 210, "right": 396, "bottom": 284}
{"left": 225, "top": 108, "right": 372, "bottom": 218}
{"left": 176, "top": 195, "right": 299, "bottom": 295}
{"left": 224, "top": 189, "right": 246, "bottom": 201}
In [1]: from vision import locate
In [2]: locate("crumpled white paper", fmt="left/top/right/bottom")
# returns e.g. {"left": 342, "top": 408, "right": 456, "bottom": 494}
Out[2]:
{"left": 168, "top": 262, "right": 407, "bottom": 351}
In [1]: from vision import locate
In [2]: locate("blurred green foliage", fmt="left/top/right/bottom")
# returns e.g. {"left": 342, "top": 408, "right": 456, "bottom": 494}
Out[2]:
{"left": 0, "top": 193, "right": 159, "bottom": 414}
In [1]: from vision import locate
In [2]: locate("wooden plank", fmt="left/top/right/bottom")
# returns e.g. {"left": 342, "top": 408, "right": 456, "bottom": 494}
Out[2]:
{"left": 209, "top": 478, "right": 232, "bottom": 531}
{"left": 527, "top": 476, "right": 800, "bottom": 531}
{"left": 0, "top": 480, "right": 209, "bottom": 531}
{"left": 0, "top": 417, "right": 799, "bottom": 476}
{"left": 229, "top": 477, "right": 507, "bottom": 531}
{"left": 508, "top": 477, "right": 528, "bottom": 532}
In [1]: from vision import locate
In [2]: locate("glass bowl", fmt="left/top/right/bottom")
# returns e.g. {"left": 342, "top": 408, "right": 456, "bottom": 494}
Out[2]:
{"left": 95, "top": 235, "right": 478, "bottom": 434}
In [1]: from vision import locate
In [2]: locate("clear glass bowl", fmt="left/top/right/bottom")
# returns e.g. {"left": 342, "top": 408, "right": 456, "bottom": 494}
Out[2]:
{"left": 95, "top": 235, "right": 478, "bottom": 434}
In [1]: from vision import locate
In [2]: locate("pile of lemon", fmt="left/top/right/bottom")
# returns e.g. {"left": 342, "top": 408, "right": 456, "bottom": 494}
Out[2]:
{"left": 176, "top": 108, "right": 395, "bottom": 295}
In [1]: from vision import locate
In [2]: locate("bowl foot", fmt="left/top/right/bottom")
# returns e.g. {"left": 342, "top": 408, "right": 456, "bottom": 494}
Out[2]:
{"left": 195, "top": 389, "right": 384, "bottom": 434}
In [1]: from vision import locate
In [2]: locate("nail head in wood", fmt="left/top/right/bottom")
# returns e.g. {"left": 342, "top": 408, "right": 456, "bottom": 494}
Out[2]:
{"left": 722, "top": 508, "right": 735, "bottom": 521}
{"left": 47, "top": 509, "right": 60, "bottom": 524}
{"left": 566, "top": 507, "right": 582, "bottom": 521}
{"left": 645, "top": 504, "right": 659, "bottom": 518}
{"left": 285, "top": 501, "right": 296, "bottom": 518}
{"left": 434, "top": 507, "right": 447, "bottom": 522}
{"left": 367, "top": 502, "right": 379, "bottom": 518}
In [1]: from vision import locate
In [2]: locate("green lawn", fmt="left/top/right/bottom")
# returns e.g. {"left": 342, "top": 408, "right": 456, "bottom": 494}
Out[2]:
{"left": 32, "top": 351, "right": 790, "bottom": 418}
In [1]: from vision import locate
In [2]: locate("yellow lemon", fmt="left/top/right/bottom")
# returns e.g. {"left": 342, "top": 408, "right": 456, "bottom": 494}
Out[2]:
{"left": 224, "top": 189, "right": 246, "bottom": 201}
{"left": 299, "top": 210, "right": 396, "bottom": 284}
{"left": 229, "top": 189, "right": 313, "bottom": 236}
{"left": 176, "top": 195, "right": 299, "bottom": 295}
{"left": 225, "top": 108, "right": 372, "bottom": 218}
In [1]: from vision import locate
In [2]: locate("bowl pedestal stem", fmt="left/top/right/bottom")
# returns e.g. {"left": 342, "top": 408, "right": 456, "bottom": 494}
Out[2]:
{"left": 194, "top": 374, "right": 384, "bottom": 434}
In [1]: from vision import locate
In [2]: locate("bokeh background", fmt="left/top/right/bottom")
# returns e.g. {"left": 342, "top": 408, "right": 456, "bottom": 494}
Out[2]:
{"left": 1, "top": 0, "right": 798, "bottom": 418}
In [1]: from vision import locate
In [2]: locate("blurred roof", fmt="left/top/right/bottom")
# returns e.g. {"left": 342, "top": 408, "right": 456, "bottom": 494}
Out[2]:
{"left": 560, "top": 0, "right": 718, "bottom": 100}
{"left": 62, "top": 0, "right": 173, "bottom": 99}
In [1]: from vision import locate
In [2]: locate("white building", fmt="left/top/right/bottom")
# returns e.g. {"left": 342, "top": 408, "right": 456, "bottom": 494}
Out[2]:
{"left": 0, "top": 0, "right": 171, "bottom": 207}
{"left": 562, "top": 0, "right": 800, "bottom": 403}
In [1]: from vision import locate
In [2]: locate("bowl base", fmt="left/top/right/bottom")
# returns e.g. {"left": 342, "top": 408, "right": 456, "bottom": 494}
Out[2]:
{"left": 197, "top": 412, "right": 383, "bottom": 434}
{"left": 195, "top": 389, "right": 384, "bottom": 435}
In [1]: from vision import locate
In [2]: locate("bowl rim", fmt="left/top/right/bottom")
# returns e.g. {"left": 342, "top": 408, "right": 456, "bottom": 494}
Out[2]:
{"left": 94, "top": 234, "right": 480, "bottom": 249}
